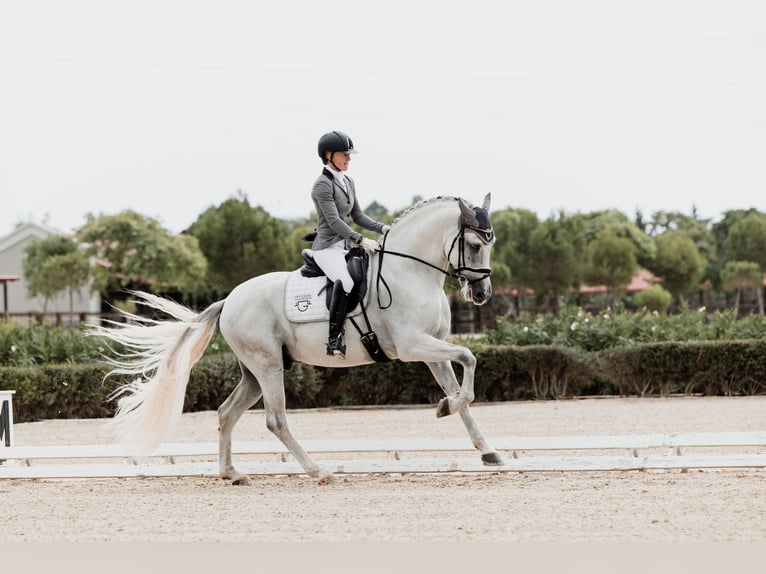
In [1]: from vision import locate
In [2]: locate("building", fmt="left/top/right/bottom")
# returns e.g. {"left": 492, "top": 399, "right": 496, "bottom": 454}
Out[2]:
{"left": 0, "top": 223, "right": 100, "bottom": 326}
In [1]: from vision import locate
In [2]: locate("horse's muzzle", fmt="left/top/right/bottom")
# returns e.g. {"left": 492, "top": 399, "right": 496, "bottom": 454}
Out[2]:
{"left": 468, "top": 281, "right": 492, "bottom": 306}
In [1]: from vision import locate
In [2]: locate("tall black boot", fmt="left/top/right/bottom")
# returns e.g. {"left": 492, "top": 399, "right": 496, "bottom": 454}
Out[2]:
{"left": 327, "top": 280, "right": 349, "bottom": 357}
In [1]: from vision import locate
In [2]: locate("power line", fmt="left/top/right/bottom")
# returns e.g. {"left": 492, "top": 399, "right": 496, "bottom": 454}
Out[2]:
{"left": 1, "top": 91, "right": 764, "bottom": 129}
{"left": 3, "top": 54, "right": 765, "bottom": 89}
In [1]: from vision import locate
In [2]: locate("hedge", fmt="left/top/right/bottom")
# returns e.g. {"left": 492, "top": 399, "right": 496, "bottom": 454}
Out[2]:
{"left": 2, "top": 340, "right": 766, "bottom": 423}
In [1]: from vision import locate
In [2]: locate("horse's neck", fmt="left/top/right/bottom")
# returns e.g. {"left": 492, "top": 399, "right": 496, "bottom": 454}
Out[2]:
{"left": 385, "top": 203, "right": 457, "bottom": 276}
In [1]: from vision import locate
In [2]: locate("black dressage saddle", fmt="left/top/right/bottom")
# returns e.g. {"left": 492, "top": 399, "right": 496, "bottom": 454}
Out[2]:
{"left": 299, "top": 246, "right": 369, "bottom": 311}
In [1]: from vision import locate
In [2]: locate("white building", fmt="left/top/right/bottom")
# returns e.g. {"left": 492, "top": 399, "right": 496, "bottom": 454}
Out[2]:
{"left": 0, "top": 223, "right": 100, "bottom": 326}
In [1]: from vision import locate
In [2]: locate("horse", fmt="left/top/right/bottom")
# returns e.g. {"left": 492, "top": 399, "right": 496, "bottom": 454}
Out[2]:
{"left": 96, "top": 194, "right": 503, "bottom": 485}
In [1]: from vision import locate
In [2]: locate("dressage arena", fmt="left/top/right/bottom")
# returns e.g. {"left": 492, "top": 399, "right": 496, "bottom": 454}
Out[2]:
{"left": 3, "top": 396, "right": 766, "bottom": 542}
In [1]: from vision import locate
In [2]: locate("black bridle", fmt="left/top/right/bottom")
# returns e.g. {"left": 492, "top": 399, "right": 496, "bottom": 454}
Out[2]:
{"left": 374, "top": 222, "right": 493, "bottom": 310}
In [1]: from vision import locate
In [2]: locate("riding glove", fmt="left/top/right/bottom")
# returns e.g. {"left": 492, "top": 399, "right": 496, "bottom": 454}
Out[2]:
{"left": 359, "top": 237, "right": 380, "bottom": 252}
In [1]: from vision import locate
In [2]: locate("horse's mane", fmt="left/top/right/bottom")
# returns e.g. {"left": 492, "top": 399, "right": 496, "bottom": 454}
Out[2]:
{"left": 390, "top": 196, "right": 460, "bottom": 227}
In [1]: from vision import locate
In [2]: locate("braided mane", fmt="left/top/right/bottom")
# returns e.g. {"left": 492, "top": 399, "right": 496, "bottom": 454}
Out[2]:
{"left": 391, "top": 196, "right": 460, "bottom": 227}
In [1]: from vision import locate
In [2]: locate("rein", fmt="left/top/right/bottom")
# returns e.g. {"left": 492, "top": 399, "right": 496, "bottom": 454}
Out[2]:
{"left": 374, "top": 226, "right": 492, "bottom": 310}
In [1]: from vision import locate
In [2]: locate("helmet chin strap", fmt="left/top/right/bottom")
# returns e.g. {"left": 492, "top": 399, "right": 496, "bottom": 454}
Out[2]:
{"left": 328, "top": 152, "right": 343, "bottom": 172}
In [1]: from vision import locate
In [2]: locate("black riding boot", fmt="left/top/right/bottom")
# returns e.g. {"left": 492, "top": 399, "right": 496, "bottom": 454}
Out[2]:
{"left": 327, "top": 280, "right": 349, "bottom": 357}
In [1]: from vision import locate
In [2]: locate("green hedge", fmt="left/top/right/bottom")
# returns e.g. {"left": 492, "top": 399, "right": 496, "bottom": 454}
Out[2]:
{"left": 3, "top": 340, "right": 766, "bottom": 423}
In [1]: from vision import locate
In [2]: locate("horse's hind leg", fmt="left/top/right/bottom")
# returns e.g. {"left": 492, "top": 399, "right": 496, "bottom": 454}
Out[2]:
{"left": 218, "top": 361, "right": 263, "bottom": 485}
{"left": 427, "top": 361, "right": 504, "bottom": 466}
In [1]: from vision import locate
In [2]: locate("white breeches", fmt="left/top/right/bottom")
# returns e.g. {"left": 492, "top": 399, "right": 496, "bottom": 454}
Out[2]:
{"left": 312, "top": 241, "right": 354, "bottom": 293}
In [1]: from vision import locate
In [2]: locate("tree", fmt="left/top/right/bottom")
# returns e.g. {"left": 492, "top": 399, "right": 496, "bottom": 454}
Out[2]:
{"left": 363, "top": 200, "right": 390, "bottom": 222}
{"left": 23, "top": 235, "right": 91, "bottom": 314}
{"left": 649, "top": 231, "right": 705, "bottom": 305}
{"left": 710, "top": 209, "right": 763, "bottom": 289}
{"left": 187, "top": 193, "right": 292, "bottom": 297}
{"left": 584, "top": 229, "right": 638, "bottom": 304}
{"left": 721, "top": 261, "right": 763, "bottom": 316}
{"left": 645, "top": 209, "right": 718, "bottom": 303}
{"left": 724, "top": 213, "right": 766, "bottom": 271}
{"left": 78, "top": 210, "right": 207, "bottom": 303}
{"left": 526, "top": 218, "right": 578, "bottom": 313}
{"left": 491, "top": 208, "right": 540, "bottom": 307}
{"left": 581, "top": 209, "right": 655, "bottom": 268}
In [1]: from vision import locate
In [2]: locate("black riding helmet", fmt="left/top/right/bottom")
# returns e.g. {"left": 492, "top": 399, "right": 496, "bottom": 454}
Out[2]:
{"left": 318, "top": 131, "right": 358, "bottom": 164}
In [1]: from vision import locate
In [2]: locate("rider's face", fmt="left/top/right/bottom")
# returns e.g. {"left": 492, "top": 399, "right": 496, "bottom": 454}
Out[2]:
{"left": 328, "top": 151, "right": 351, "bottom": 171}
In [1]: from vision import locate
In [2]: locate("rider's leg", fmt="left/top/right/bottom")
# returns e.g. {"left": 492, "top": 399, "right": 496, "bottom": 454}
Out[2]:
{"left": 327, "top": 279, "right": 349, "bottom": 356}
{"left": 312, "top": 245, "right": 354, "bottom": 357}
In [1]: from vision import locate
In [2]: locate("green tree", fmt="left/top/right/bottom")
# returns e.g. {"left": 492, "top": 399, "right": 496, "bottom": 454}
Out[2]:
{"left": 724, "top": 213, "right": 766, "bottom": 270}
{"left": 526, "top": 217, "right": 578, "bottom": 313}
{"left": 584, "top": 228, "right": 638, "bottom": 304}
{"left": 649, "top": 231, "right": 705, "bottom": 305}
{"left": 581, "top": 209, "right": 655, "bottom": 268}
{"left": 710, "top": 209, "right": 763, "bottom": 290}
{"left": 491, "top": 208, "right": 540, "bottom": 307}
{"left": 187, "top": 193, "right": 292, "bottom": 297}
{"left": 23, "top": 235, "right": 92, "bottom": 314}
{"left": 78, "top": 210, "right": 207, "bottom": 302}
{"left": 363, "top": 200, "right": 390, "bottom": 222}
{"left": 645, "top": 208, "right": 717, "bottom": 303}
{"left": 721, "top": 261, "right": 764, "bottom": 316}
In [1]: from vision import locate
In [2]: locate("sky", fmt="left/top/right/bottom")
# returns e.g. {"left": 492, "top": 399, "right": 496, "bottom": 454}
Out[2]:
{"left": 1, "top": 0, "right": 765, "bottom": 238}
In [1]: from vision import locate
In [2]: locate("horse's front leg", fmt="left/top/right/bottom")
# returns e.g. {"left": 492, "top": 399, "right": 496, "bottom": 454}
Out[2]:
{"left": 426, "top": 361, "right": 504, "bottom": 466}
{"left": 397, "top": 335, "right": 476, "bottom": 416}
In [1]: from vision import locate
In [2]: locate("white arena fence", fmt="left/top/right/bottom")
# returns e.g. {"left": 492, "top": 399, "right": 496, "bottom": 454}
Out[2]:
{"left": 2, "top": 432, "right": 766, "bottom": 479}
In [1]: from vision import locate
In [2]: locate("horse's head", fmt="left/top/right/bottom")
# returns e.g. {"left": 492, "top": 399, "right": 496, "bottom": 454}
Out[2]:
{"left": 452, "top": 194, "right": 495, "bottom": 306}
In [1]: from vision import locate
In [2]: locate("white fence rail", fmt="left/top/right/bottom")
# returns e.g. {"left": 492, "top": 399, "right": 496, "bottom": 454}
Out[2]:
{"left": 2, "top": 431, "right": 765, "bottom": 479}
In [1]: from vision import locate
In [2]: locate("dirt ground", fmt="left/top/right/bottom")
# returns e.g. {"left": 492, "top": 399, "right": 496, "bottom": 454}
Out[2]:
{"left": 4, "top": 396, "right": 766, "bottom": 543}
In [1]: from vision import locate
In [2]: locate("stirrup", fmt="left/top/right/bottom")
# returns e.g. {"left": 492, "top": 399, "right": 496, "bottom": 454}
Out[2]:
{"left": 327, "top": 333, "right": 346, "bottom": 357}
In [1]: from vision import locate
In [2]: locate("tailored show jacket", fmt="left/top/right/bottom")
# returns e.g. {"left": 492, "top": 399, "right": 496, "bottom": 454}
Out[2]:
{"left": 310, "top": 168, "right": 385, "bottom": 250}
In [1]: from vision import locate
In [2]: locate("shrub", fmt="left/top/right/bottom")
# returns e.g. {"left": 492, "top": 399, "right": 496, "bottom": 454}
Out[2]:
{"left": 633, "top": 285, "right": 672, "bottom": 313}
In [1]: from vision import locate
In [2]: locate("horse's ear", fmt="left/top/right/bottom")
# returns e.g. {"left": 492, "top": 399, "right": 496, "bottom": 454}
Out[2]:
{"left": 459, "top": 198, "right": 479, "bottom": 226}
{"left": 482, "top": 193, "right": 491, "bottom": 212}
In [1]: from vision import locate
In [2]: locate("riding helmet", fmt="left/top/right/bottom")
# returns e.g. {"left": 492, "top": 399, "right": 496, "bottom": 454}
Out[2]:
{"left": 318, "top": 131, "right": 358, "bottom": 164}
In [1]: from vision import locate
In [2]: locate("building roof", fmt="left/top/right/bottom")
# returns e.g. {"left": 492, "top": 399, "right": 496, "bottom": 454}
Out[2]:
{"left": 0, "top": 222, "right": 69, "bottom": 254}
{"left": 578, "top": 268, "right": 660, "bottom": 294}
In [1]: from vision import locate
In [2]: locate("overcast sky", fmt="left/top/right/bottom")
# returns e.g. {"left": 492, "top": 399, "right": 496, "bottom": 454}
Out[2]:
{"left": 1, "top": 0, "right": 765, "bottom": 238}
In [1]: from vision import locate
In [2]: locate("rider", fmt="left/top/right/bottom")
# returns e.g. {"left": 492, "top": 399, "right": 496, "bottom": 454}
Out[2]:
{"left": 310, "top": 130, "right": 389, "bottom": 357}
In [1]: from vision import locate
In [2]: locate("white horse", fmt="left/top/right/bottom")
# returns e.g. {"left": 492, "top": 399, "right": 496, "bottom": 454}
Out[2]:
{"left": 97, "top": 195, "right": 503, "bottom": 485}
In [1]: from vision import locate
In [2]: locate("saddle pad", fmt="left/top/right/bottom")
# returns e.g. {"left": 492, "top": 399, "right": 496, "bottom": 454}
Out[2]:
{"left": 284, "top": 271, "right": 365, "bottom": 323}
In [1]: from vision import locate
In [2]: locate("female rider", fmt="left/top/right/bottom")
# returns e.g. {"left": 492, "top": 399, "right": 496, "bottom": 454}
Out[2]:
{"left": 310, "top": 130, "right": 389, "bottom": 357}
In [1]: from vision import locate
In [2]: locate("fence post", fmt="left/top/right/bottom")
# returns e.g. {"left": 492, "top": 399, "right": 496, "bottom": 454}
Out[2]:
{"left": 0, "top": 390, "right": 16, "bottom": 447}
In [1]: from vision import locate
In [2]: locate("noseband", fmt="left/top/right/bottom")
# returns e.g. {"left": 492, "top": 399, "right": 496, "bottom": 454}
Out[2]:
{"left": 375, "top": 216, "right": 493, "bottom": 309}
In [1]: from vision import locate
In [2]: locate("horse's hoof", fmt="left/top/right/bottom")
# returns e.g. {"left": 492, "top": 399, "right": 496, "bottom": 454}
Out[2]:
{"left": 436, "top": 397, "right": 452, "bottom": 418}
{"left": 481, "top": 452, "right": 504, "bottom": 466}
{"left": 317, "top": 471, "right": 336, "bottom": 485}
{"left": 231, "top": 475, "right": 252, "bottom": 486}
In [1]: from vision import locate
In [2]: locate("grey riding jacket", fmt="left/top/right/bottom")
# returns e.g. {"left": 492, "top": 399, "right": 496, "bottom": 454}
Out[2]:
{"left": 310, "top": 168, "right": 385, "bottom": 250}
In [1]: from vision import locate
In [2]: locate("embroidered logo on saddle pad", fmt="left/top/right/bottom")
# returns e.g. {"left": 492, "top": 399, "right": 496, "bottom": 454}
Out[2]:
{"left": 284, "top": 271, "right": 366, "bottom": 323}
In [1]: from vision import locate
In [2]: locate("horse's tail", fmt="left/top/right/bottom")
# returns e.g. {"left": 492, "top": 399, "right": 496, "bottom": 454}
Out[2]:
{"left": 93, "top": 291, "right": 225, "bottom": 454}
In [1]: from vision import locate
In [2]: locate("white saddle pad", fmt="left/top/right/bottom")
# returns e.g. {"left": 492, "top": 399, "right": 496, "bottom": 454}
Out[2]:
{"left": 284, "top": 270, "right": 366, "bottom": 323}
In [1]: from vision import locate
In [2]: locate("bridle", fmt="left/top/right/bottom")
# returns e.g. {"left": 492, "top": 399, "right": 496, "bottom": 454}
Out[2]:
{"left": 374, "top": 218, "right": 493, "bottom": 309}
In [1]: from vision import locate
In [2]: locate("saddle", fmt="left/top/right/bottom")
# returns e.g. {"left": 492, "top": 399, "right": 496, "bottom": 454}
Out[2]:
{"left": 299, "top": 246, "right": 369, "bottom": 311}
{"left": 295, "top": 246, "right": 390, "bottom": 363}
